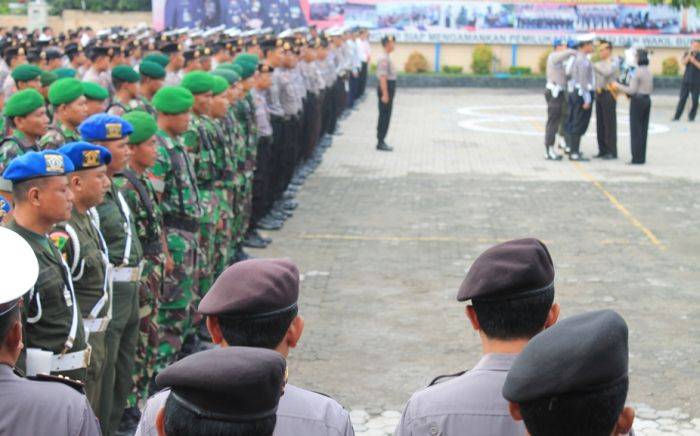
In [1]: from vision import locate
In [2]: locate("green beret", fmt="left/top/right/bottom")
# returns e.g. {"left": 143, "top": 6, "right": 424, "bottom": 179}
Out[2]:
{"left": 181, "top": 71, "right": 215, "bottom": 95}
{"left": 53, "top": 67, "right": 77, "bottom": 79}
{"left": 122, "top": 110, "right": 158, "bottom": 145}
{"left": 238, "top": 62, "right": 256, "bottom": 80}
{"left": 143, "top": 53, "right": 169, "bottom": 68}
{"left": 4, "top": 89, "right": 45, "bottom": 117}
{"left": 40, "top": 71, "right": 58, "bottom": 87}
{"left": 211, "top": 75, "right": 230, "bottom": 96}
{"left": 211, "top": 69, "right": 240, "bottom": 85}
{"left": 48, "top": 78, "right": 84, "bottom": 106}
{"left": 112, "top": 65, "right": 140, "bottom": 83}
{"left": 153, "top": 86, "right": 194, "bottom": 114}
{"left": 139, "top": 61, "right": 166, "bottom": 79}
{"left": 11, "top": 64, "right": 43, "bottom": 83}
{"left": 82, "top": 81, "right": 109, "bottom": 101}
{"left": 234, "top": 53, "right": 259, "bottom": 66}
{"left": 216, "top": 63, "right": 237, "bottom": 72}
{"left": 231, "top": 64, "right": 244, "bottom": 78}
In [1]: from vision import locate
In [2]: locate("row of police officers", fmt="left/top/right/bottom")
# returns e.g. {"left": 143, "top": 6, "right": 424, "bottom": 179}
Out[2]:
{"left": 0, "top": 23, "right": 371, "bottom": 435}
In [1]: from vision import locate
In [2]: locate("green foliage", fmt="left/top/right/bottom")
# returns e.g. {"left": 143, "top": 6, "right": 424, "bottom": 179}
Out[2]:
{"left": 404, "top": 51, "right": 430, "bottom": 74}
{"left": 662, "top": 56, "right": 680, "bottom": 76}
{"left": 508, "top": 66, "right": 532, "bottom": 76}
{"left": 48, "top": 0, "right": 151, "bottom": 14}
{"left": 471, "top": 44, "right": 493, "bottom": 75}
{"left": 441, "top": 65, "right": 464, "bottom": 74}
{"left": 649, "top": 0, "right": 699, "bottom": 8}
{"left": 538, "top": 49, "right": 552, "bottom": 75}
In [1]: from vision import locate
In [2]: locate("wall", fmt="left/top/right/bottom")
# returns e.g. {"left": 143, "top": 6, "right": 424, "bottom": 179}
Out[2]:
{"left": 371, "top": 42, "right": 688, "bottom": 76}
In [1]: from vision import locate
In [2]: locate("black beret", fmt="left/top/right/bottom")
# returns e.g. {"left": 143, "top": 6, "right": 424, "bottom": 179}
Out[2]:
{"left": 198, "top": 258, "right": 299, "bottom": 318}
{"left": 457, "top": 238, "right": 554, "bottom": 302}
{"left": 156, "top": 347, "right": 286, "bottom": 422}
{"left": 503, "top": 310, "right": 629, "bottom": 403}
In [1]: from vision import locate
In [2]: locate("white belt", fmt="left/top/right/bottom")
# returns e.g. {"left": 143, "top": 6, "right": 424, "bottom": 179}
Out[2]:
{"left": 83, "top": 317, "right": 110, "bottom": 333}
{"left": 112, "top": 266, "right": 141, "bottom": 283}
{"left": 51, "top": 347, "right": 91, "bottom": 372}
{"left": 546, "top": 82, "right": 562, "bottom": 97}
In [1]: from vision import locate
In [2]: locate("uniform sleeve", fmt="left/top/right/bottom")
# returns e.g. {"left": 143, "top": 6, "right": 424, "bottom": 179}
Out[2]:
{"left": 617, "top": 73, "right": 639, "bottom": 96}
{"left": 74, "top": 396, "right": 102, "bottom": 436}
{"left": 341, "top": 410, "right": 356, "bottom": 436}
{"left": 376, "top": 57, "right": 389, "bottom": 78}
{"left": 149, "top": 142, "right": 170, "bottom": 191}
{"left": 395, "top": 400, "right": 414, "bottom": 436}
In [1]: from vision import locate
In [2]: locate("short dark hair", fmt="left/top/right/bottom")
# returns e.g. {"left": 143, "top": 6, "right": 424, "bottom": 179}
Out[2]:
{"left": 472, "top": 287, "right": 554, "bottom": 340}
{"left": 112, "top": 76, "right": 128, "bottom": 90}
{"left": 518, "top": 378, "right": 628, "bottom": 436}
{"left": 163, "top": 394, "right": 276, "bottom": 436}
{"left": 637, "top": 49, "right": 650, "bottom": 66}
{"left": 600, "top": 40, "right": 613, "bottom": 50}
{"left": 0, "top": 304, "right": 20, "bottom": 342}
{"left": 217, "top": 306, "right": 298, "bottom": 349}
{"left": 12, "top": 177, "right": 48, "bottom": 203}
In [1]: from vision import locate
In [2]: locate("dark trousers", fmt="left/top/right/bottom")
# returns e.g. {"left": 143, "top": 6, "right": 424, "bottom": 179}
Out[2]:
{"left": 359, "top": 62, "right": 368, "bottom": 96}
{"left": 302, "top": 93, "right": 321, "bottom": 160}
{"left": 566, "top": 92, "right": 594, "bottom": 153}
{"left": 251, "top": 136, "right": 272, "bottom": 226}
{"left": 544, "top": 89, "right": 565, "bottom": 148}
{"left": 348, "top": 73, "right": 359, "bottom": 108}
{"left": 673, "top": 82, "right": 699, "bottom": 121}
{"left": 630, "top": 94, "right": 651, "bottom": 164}
{"left": 270, "top": 115, "right": 286, "bottom": 198}
{"left": 595, "top": 90, "right": 617, "bottom": 157}
{"left": 377, "top": 80, "right": 396, "bottom": 142}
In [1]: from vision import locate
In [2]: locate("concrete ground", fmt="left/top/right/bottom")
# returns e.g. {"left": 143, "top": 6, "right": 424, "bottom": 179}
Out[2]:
{"left": 252, "top": 87, "right": 700, "bottom": 435}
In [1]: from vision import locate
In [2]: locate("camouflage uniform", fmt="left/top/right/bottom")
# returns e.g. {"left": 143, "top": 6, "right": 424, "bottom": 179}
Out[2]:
{"left": 182, "top": 114, "right": 219, "bottom": 302}
{"left": 235, "top": 93, "right": 258, "bottom": 246}
{"left": 149, "top": 129, "right": 201, "bottom": 370}
{"left": 211, "top": 116, "right": 236, "bottom": 277}
{"left": 113, "top": 169, "right": 164, "bottom": 407}
{"left": 39, "top": 120, "right": 81, "bottom": 150}
{"left": 0, "top": 131, "right": 40, "bottom": 193}
{"left": 226, "top": 102, "right": 246, "bottom": 255}
{"left": 50, "top": 208, "right": 110, "bottom": 411}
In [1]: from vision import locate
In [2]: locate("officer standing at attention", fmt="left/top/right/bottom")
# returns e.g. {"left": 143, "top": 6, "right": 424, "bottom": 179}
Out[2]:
{"left": 503, "top": 310, "right": 635, "bottom": 436}
{"left": 153, "top": 347, "right": 287, "bottom": 436}
{"left": 148, "top": 86, "right": 201, "bottom": 373}
{"left": 376, "top": 35, "right": 396, "bottom": 152}
{"left": 565, "top": 35, "right": 595, "bottom": 162}
{"left": 11, "top": 64, "right": 43, "bottom": 93}
{"left": 114, "top": 110, "right": 168, "bottom": 427}
{"left": 3, "top": 150, "right": 91, "bottom": 383}
{"left": 543, "top": 38, "right": 575, "bottom": 161}
{"left": 79, "top": 113, "right": 144, "bottom": 436}
{"left": 396, "top": 239, "right": 560, "bottom": 436}
{"left": 137, "top": 60, "right": 166, "bottom": 115}
{"left": 615, "top": 49, "right": 653, "bottom": 165}
{"left": 136, "top": 258, "right": 354, "bottom": 436}
{"left": 0, "top": 89, "right": 50, "bottom": 201}
{"left": 50, "top": 141, "right": 112, "bottom": 411}
{"left": 40, "top": 78, "right": 86, "bottom": 149}
{"left": 0, "top": 226, "right": 101, "bottom": 436}
{"left": 672, "top": 39, "right": 700, "bottom": 122}
{"left": 108, "top": 65, "right": 141, "bottom": 116}
{"left": 593, "top": 40, "right": 618, "bottom": 160}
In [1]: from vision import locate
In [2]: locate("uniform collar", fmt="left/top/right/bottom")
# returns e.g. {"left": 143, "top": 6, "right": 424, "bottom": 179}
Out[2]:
{"left": 472, "top": 353, "right": 518, "bottom": 372}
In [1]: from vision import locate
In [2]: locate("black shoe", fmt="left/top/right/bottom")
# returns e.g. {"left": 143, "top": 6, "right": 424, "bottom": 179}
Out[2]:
{"left": 234, "top": 249, "right": 252, "bottom": 262}
{"left": 243, "top": 232, "right": 268, "bottom": 249}
{"left": 376, "top": 142, "right": 393, "bottom": 152}
{"left": 545, "top": 146, "right": 563, "bottom": 161}
{"left": 593, "top": 153, "right": 606, "bottom": 158}
{"left": 252, "top": 229, "right": 272, "bottom": 244}
{"left": 627, "top": 161, "right": 644, "bottom": 165}
{"left": 117, "top": 407, "right": 141, "bottom": 434}
{"left": 671, "top": 117, "right": 680, "bottom": 121}
{"left": 569, "top": 153, "right": 589, "bottom": 162}
{"left": 601, "top": 153, "right": 616, "bottom": 160}
{"left": 257, "top": 218, "right": 283, "bottom": 231}
{"left": 283, "top": 200, "right": 298, "bottom": 210}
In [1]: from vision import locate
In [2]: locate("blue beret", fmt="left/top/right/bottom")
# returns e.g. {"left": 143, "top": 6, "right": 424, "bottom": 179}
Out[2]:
{"left": 3, "top": 150, "right": 75, "bottom": 183}
{"left": 567, "top": 38, "right": 577, "bottom": 49}
{"left": 0, "top": 195, "right": 10, "bottom": 218}
{"left": 552, "top": 37, "right": 563, "bottom": 48}
{"left": 57, "top": 142, "right": 112, "bottom": 171}
{"left": 78, "top": 113, "right": 134, "bottom": 141}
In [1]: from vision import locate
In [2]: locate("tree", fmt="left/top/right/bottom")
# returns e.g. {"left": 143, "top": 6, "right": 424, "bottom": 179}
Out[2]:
{"left": 648, "top": 0, "right": 700, "bottom": 8}
{"left": 48, "top": 0, "right": 151, "bottom": 14}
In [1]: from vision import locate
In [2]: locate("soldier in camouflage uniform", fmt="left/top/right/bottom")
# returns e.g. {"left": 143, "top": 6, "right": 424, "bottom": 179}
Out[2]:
{"left": 208, "top": 74, "right": 236, "bottom": 277}
{"left": 115, "top": 110, "right": 166, "bottom": 422}
{"left": 50, "top": 142, "right": 112, "bottom": 411}
{"left": 0, "top": 89, "right": 49, "bottom": 200}
{"left": 107, "top": 65, "right": 141, "bottom": 116}
{"left": 180, "top": 71, "right": 219, "bottom": 309}
{"left": 148, "top": 86, "right": 201, "bottom": 371}
{"left": 39, "top": 78, "right": 86, "bottom": 150}
{"left": 138, "top": 61, "right": 166, "bottom": 116}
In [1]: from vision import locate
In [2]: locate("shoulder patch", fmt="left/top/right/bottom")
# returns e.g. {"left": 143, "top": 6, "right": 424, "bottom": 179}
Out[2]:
{"left": 49, "top": 230, "right": 70, "bottom": 252}
{"left": 28, "top": 373, "right": 86, "bottom": 393}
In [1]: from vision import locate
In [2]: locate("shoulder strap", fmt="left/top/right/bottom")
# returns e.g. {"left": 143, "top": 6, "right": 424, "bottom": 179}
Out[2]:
{"left": 121, "top": 169, "right": 157, "bottom": 239}
{"left": 28, "top": 373, "right": 86, "bottom": 393}
{"left": 107, "top": 100, "right": 130, "bottom": 114}
{"left": 62, "top": 223, "right": 82, "bottom": 277}
{"left": 428, "top": 370, "right": 468, "bottom": 387}
{"left": 156, "top": 135, "right": 185, "bottom": 216}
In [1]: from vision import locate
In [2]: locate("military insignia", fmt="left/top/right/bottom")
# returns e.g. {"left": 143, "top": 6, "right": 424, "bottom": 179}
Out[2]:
{"left": 44, "top": 154, "right": 64, "bottom": 173}
{"left": 40, "top": 51, "right": 47, "bottom": 60}
{"left": 82, "top": 150, "right": 100, "bottom": 168}
{"left": 107, "top": 48, "right": 114, "bottom": 56}
{"left": 18, "top": 47, "right": 25, "bottom": 56}
{"left": 49, "top": 231, "right": 70, "bottom": 252}
{"left": 193, "top": 50, "right": 200, "bottom": 59}
{"left": 105, "top": 123, "right": 123, "bottom": 139}
{"left": 204, "top": 47, "right": 211, "bottom": 55}
{"left": 283, "top": 42, "right": 291, "bottom": 51}
{"left": 276, "top": 39, "right": 283, "bottom": 47}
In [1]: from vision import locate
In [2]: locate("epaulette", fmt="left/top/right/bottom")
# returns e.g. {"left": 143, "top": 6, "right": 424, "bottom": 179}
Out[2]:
{"left": 428, "top": 370, "right": 468, "bottom": 387}
{"left": 28, "top": 373, "right": 86, "bottom": 393}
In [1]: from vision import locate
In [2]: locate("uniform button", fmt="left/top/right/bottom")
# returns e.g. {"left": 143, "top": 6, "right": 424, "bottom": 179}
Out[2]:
{"left": 429, "top": 423, "right": 439, "bottom": 435}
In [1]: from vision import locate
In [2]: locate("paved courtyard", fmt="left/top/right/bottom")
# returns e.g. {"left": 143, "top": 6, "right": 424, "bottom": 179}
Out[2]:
{"left": 252, "top": 88, "right": 700, "bottom": 436}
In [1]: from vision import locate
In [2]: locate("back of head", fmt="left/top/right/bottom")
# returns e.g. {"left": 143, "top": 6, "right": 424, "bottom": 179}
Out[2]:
{"left": 503, "top": 310, "right": 630, "bottom": 436}
{"left": 458, "top": 238, "right": 556, "bottom": 340}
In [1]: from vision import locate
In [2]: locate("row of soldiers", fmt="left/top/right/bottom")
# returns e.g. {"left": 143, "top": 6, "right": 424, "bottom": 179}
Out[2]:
{"left": 0, "top": 23, "right": 370, "bottom": 436}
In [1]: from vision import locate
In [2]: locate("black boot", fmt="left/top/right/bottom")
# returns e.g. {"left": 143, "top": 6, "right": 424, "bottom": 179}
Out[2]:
{"left": 376, "top": 141, "right": 393, "bottom": 152}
